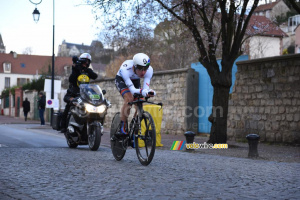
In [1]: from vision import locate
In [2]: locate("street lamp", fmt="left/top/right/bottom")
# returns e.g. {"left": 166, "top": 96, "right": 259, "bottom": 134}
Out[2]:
{"left": 29, "top": 0, "right": 55, "bottom": 125}
{"left": 32, "top": 8, "right": 40, "bottom": 23}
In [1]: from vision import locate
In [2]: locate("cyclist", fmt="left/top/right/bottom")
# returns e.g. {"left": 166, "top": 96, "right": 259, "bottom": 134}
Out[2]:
{"left": 115, "top": 53, "right": 156, "bottom": 136}
{"left": 60, "top": 53, "right": 98, "bottom": 133}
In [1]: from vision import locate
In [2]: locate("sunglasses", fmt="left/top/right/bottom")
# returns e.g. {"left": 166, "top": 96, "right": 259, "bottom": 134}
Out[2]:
{"left": 136, "top": 63, "right": 150, "bottom": 71}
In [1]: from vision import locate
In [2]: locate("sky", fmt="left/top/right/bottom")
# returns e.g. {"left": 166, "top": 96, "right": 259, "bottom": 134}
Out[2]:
{"left": 0, "top": 0, "right": 101, "bottom": 56}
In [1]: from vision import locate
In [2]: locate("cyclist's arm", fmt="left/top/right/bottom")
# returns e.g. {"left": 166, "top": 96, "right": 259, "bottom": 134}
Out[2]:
{"left": 124, "top": 79, "right": 141, "bottom": 95}
{"left": 142, "top": 66, "right": 153, "bottom": 90}
{"left": 120, "top": 69, "right": 141, "bottom": 95}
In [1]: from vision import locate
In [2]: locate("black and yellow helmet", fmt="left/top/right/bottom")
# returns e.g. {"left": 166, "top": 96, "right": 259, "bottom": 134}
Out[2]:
{"left": 77, "top": 74, "right": 90, "bottom": 86}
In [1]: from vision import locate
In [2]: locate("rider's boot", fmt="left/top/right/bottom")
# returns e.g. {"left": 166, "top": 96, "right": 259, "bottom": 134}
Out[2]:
{"left": 115, "top": 120, "right": 128, "bottom": 137}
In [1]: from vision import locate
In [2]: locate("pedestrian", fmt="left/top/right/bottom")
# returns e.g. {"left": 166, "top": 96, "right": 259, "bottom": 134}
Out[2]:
{"left": 37, "top": 91, "right": 46, "bottom": 125}
{"left": 23, "top": 98, "right": 30, "bottom": 121}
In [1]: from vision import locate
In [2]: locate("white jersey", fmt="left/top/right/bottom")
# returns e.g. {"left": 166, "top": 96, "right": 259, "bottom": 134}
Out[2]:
{"left": 116, "top": 60, "right": 153, "bottom": 95}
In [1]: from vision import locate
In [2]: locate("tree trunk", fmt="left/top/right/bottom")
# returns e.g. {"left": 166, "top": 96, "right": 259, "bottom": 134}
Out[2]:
{"left": 208, "top": 85, "right": 230, "bottom": 144}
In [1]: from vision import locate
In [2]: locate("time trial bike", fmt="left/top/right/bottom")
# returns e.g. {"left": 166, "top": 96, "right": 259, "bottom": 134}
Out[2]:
{"left": 110, "top": 93, "right": 162, "bottom": 166}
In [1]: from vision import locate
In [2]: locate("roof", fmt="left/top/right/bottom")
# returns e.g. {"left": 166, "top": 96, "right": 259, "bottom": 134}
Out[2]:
{"left": 254, "top": 0, "right": 280, "bottom": 12}
{"left": 0, "top": 34, "right": 5, "bottom": 50}
{"left": 0, "top": 52, "right": 73, "bottom": 75}
{"left": 246, "top": 15, "right": 288, "bottom": 37}
{"left": 62, "top": 40, "right": 91, "bottom": 52}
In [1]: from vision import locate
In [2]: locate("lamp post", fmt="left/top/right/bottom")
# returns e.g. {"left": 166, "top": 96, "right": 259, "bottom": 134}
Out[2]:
{"left": 29, "top": 0, "right": 55, "bottom": 125}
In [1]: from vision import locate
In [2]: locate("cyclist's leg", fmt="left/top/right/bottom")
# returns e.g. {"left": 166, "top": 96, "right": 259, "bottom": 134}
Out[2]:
{"left": 115, "top": 76, "right": 140, "bottom": 135}
{"left": 121, "top": 92, "right": 134, "bottom": 122}
{"left": 115, "top": 76, "right": 131, "bottom": 135}
{"left": 119, "top": 92, "right": 133, "bottom": 134}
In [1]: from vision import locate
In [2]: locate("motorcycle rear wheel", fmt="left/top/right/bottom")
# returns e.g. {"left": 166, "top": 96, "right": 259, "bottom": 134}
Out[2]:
{"left": 89, "top": 125, "right": 101, "bottom": 151}
{"left": 110, "top": 112, "right": 126, "bottom": 161}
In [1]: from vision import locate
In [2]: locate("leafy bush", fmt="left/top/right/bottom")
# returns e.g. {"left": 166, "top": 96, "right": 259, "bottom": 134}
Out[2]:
{"left": 1, "top": 88, "right": 9, "bottom": 97}
{"left": 22, "top": 76, "right": 45, "bottom": 92}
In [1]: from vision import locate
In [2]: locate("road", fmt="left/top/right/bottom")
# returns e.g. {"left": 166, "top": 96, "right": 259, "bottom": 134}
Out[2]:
{"left": 0, "top": 124, "right": 299, "bottom": 200}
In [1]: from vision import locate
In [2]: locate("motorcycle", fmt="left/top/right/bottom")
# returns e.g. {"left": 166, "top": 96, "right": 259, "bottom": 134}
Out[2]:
{"left": 64, "top": 84, "right": 111, "bottom": 151}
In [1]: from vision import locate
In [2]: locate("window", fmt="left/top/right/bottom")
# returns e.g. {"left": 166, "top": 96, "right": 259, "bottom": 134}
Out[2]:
{"left": 17, "top": 78, "right": 29, "bottom": 86}
{"left": 3, "top": 63, "right": 11, "bottom": 73}
{"left": 266, "top": 11, "right": 270, "bottom": 18}
{"left": 5, "top": 77, "right": 10, "bottom": 88}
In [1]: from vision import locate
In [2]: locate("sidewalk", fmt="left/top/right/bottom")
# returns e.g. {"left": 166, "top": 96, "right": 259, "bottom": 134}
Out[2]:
{"left": 1, "top": 115, "right": 299, "bottom": 163}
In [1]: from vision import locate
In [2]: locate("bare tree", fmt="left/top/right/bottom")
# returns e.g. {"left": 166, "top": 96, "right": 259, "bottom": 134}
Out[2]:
{"left": 87, "top": 0, "right": 260, "bottom": 144}
{"left": 286, "top": 0, "right": 300, "bottom": 14}
{"left": 22, "top": 47, "right": 33, "bottom": 55}
{"left": 248, "top": 36, "right": 271, "bottom": 59}
{"left": 153, "top": 19, "right": 198, "bottom": 70}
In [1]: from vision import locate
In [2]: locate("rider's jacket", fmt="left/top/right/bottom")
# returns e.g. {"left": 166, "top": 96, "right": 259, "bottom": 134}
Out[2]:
{"left": 64, "top": 86, "right": 80, "bottom": 103}
{"left": 64, "top": 63, "right": 98, "bottom": 103}
{"left": 69, "top": 63, "right": 98, "bottom": 88}
{"left": 116, "top": 60, "right": 153, "bottom": 94}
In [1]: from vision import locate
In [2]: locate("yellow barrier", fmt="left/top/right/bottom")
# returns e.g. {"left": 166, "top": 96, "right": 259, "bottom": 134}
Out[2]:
{"left": 139, "top": 105, "right": 163, "bottom": 147}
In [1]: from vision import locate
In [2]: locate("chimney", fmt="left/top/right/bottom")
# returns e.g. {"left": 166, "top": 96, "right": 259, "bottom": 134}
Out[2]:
{"left": 10, "top": 51, "right": 17, "bottom": 58}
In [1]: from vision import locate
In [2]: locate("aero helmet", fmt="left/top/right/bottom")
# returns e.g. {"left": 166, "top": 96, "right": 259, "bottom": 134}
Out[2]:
{"left": 133, "top": 53, "right": 150, "bottom": 70}
{"left": 77, "top": 74, "right": 90, "bottom": 86}
{"left": 79, "top": 53, "right": 92, "bottom": 67}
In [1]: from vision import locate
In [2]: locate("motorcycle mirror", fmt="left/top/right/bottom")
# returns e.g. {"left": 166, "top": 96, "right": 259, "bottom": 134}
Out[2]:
{"left": 102, "top": 90, "right": 106, "bottom": 95}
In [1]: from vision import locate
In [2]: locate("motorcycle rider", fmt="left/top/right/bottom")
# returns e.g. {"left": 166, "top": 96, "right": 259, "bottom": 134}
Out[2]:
{"left": 60, "top": 53, "right": 98, "bottom": 133}
{"left": 114, "top": 53, "right": 156, "bottom": 136}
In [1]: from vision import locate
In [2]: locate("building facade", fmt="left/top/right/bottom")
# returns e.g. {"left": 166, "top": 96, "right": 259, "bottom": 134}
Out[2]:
{"left": 0, "top": 52, "right": 73, "bottom": 94}
{"left": 253, "top": 0, "right": 290, "bottom": 22}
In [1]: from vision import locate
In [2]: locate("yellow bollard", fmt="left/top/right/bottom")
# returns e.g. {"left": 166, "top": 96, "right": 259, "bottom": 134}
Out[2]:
{"left": 139, "top": 105, "right": 163, "bottom": 147}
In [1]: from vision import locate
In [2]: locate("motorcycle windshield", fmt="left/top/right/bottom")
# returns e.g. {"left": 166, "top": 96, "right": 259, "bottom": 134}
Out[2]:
{"left": 79, "top": 84, "right": 104, "bottom": 105}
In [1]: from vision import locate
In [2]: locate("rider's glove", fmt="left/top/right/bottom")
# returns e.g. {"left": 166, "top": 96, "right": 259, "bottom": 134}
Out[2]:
{"left": 141, "top": 89, "right": 149, "bottom": 97}
{"left": 148, "top": 89, "right": 156, "bottom": 96}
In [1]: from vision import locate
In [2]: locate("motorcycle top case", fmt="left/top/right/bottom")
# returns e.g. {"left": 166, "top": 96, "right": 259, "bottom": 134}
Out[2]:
{"left": 52, "top": 112, "right": 62, "bottom": 130}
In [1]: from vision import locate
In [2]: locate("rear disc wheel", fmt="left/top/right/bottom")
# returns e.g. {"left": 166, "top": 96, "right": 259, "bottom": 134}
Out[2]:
{"left": 110, "top": 112, "right": 126, "bottom": 161}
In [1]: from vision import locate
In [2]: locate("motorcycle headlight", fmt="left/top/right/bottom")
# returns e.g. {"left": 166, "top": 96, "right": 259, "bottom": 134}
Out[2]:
{"left": 84, "top": 104, "right": 106, "bottom": 113}
{"left": 97, "top": 105, "right": 106, "bottom": 113}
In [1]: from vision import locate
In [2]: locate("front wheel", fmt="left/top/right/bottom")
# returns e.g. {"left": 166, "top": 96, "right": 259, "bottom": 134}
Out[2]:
{"left": 110, "top": 112, "right": 126, "bottom": 161}
{"left": 65, "top": 133, "right": 78, "bottom": 149}
{"left": 65, "top": 114, "right": 78, "bottom": 149}
{"left": 135, "top": 111, "right": 156, "bottom": 166}
{"left": 88, "top": 124, "right": 101, "bottom": 151}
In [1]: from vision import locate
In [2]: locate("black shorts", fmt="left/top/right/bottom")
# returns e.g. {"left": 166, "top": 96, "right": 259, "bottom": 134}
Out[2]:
{"left": 115, "top": 75, "right": 140, "bottom": 97}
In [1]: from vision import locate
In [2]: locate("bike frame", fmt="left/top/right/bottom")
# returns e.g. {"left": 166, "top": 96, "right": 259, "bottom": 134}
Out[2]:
{"left": 124, "top": 96, "right": 162, "bottom": 148}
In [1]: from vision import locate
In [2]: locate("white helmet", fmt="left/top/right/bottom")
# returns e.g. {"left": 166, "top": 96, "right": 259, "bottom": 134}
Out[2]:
{"left": 133, "top": 53, "right": 150, "bottom": 70}
{"left": 79, "top": 53, "right": 92, "bottom": 61}
{"left": 79, "top": 53, "right": 92, "bottom": 67}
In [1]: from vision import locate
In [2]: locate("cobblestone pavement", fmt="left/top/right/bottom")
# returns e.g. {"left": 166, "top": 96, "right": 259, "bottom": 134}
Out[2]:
{"left": 0, "top": 146, "right": 299, "bottom": 200}
{"left": 0, "top": 115, "right": 299, "bottom": 199}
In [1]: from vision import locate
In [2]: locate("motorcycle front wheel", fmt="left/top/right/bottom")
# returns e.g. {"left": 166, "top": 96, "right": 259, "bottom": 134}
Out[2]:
{"left": 88, "top": 125, "right": 101, "bottom": 151}
{"left": 65, "top": 114, "right": 78, "bottom": 149}
{"left": 65, "top": 133, "right": 78, "bottom": 149}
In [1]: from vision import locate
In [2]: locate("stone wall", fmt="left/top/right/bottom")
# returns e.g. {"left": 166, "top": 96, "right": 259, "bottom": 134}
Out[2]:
{"left": 94, "top": 68, "right": 199, "bottom": 135}
{"left": 228, "top": 54, "right": 300, "bottom": 144}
